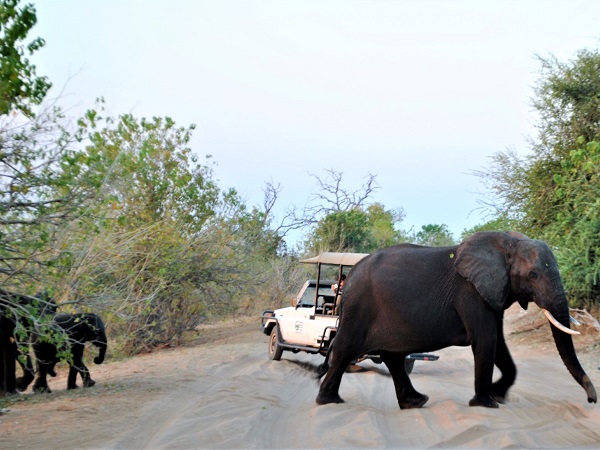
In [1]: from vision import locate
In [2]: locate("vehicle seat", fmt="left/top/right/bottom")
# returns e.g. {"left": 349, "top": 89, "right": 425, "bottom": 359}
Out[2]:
{"left": 321, "top": 295, "right": 335, "bottom": 315}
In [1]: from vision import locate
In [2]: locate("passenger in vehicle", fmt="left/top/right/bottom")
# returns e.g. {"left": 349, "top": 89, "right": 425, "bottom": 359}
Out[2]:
{"left": 331, "top": 274, "right": 346, "bottom": 314}
{"left": 331, "top": 274, "right": 346, "bottom": 295}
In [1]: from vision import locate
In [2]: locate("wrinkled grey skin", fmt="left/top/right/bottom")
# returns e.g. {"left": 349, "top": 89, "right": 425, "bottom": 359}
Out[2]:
{"left": 316, "top": 231, "right": 597, "bottom": 409}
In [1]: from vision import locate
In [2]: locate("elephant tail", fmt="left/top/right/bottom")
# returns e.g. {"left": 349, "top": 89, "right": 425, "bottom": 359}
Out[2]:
{"left": 315, "top": 338, "right": 335, "bottom": 380}
{"left": 315, "top": 361, "right": 329, "bottom": 379}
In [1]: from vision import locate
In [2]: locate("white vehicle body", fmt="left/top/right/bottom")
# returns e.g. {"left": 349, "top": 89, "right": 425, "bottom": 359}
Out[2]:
{"left": 261, "top": 252, "right": 368, "bottom": 359}
{"left": 262, "top": 279, "right": 339, "bottom": 356}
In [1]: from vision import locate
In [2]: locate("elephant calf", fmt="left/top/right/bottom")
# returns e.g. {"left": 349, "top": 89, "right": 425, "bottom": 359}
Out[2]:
{"left": 33, "top": 313, "right": 107, "bottom": 393}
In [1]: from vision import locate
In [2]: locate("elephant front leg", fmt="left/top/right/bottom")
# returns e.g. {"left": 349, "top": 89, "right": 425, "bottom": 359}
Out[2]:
{"left": 68, "top": 344, "right": 95, "bottom": 389}
{"left": 32, "top": 342, "right": 57, "bottom": 393}
{"left": 382, "top": 353, "right": 428, "bottom": 409}
{"left": 469, "top": 340, "right": 499, "bottom": 408}
{"left": 490, "top": 332, "right": 516, "bottom": 404}
{"left": 82, "top": 368, "right": 96, "bottom": 388}
{"left": 67, "top": 365, "right": 94, "bottom": 388}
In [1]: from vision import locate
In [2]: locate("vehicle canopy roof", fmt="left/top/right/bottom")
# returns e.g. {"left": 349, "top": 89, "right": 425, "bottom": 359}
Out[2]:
{"left": 300, "top": 252, "right": 369, "bottom": 267}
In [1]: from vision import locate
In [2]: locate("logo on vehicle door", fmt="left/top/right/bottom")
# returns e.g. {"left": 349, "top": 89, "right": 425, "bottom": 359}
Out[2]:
{"left": 295, "top": 321, "right": 303, "bottom": 332}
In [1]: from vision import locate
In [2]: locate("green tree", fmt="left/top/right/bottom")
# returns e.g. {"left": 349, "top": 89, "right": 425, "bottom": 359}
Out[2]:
{"left": 308, "top": 209, "right": 374, "bottom": 253}
{"left": 544, "top": 139, "right": 600, "bottom": 307}
{"left": 0, "top": 0, "right": 50, "bottom": 116}
{"left": 412, "top": 224, "right": 455, "bottom": 246}
{"left": 460, "top": 217, "right": 520, "bottom": 242}
{"left": 367, "top": 203, "right": 407, "bottom": 248}
{"left": 0, "top": 0, "right": 66, "bottom": 290}
{"left": 0, "top": 107, "right": 91, "bottom": 292}
{"left": 75, "top": 110, "right": 220, "bottom": 230}
{"left": 475, "top": 48, "right": 600, "bottom": 306}
{"left": 532, "top": 50, "right": 600, "bottom": 160}
{"left": 53, "top": 107, "right": 285, "bottom": 353}
{"left": 305, "top": 204, "right": 407, "bottom": 254}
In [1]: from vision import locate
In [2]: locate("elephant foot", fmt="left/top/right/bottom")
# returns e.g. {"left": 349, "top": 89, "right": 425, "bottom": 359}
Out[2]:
{"left": 398, "top": 393, "right": 429, "bottom": 409}
{"left": 316, "top": 392, "right": 345, "bottom": 405}
{"left": 491, "top": 393, "right": 507, "bottom": 404}
{"left": 83, "top": 379, "right": 96, "bottom": 388}
{"left": 490, "top": 382, "right": 510, "bottom": 404}
{"left": 67, "top": 384, "right": 79, "bottom": 390}
{"left": 34, "top": 385, "right": 52, "bottom": 394}
{"left": 16, "top": 377, "right": 31, "bottom": 392}
{"left": 469, "top": 394, "right": 499, "bottom": 408}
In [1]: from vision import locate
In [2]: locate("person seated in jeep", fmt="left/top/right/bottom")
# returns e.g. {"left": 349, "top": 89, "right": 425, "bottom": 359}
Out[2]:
{"left": 331, "top": 274, "right": 346, "bottom": 314}
{"left": 331, "top": 274, "right": 346, "bottom": 295}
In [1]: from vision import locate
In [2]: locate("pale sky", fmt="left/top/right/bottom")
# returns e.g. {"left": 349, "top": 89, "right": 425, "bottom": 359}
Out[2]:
{"left": 31, "top": 0, "right": 600, "bottom": 244}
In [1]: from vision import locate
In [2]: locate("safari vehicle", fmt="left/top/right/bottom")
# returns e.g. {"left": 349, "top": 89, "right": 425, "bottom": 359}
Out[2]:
{"left": 261, "top": 252, "right": 438, "bottom": 373}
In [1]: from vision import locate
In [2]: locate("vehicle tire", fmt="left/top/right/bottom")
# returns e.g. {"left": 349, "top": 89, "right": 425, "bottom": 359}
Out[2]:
{"left": 268, "top": 325, "right": 284, "bottom": 361}
{"left": 404, "top": 358, "right": 415, "bottom": 374}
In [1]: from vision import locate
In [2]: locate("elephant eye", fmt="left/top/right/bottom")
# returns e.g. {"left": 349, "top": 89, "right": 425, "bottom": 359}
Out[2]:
{"left": 528, "top": 271, "right": 539, "bottom": 280}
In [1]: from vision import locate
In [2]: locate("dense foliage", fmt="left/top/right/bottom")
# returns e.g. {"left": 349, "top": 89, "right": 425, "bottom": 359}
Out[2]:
{"left": 477, "top": 49, "right": 600, "bottom": 307}
{"left": 0, "top": 0, "right": 50, "bottom": 116}
{"left": 306, "top": 203, "right": 408, "bottom": 253}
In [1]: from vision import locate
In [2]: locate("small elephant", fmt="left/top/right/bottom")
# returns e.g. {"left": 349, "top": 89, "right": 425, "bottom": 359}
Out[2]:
{"left": 33, "top": 312, "right": 107, "bottom": 393}
{"left": 316, "top": 231, "right": 597, "bottom": 409}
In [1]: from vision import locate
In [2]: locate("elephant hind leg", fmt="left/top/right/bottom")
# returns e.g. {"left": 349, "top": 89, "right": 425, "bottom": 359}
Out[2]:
{"left": 316, "top": 362, "right": 349, "bottom": 404}
{"left": 382, "top": 353, "right": 429, "bottom": 409}
{"left": 16, "top": 355, "right": 35, "bottom": 392}
{"left": 33, "top": 366, "right": 52, "bottom": 394}
{"left": 16, "top": 373, "right": 34, "bottom": 392}
{"left": 316, "top": 347, "right": 356, "bottom": 405}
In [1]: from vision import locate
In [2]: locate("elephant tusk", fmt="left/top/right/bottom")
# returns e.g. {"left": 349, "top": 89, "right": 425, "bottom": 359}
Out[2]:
{"left": 570, "top": 315, "right": 581, "bottom": 326}
{"left": 542, "top": 309, "right": 580, "bottom": 335}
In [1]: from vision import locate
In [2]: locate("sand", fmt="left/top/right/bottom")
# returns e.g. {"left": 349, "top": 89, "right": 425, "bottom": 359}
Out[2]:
{"left": 0, "top": 304, "right": 599, "bottom": 449}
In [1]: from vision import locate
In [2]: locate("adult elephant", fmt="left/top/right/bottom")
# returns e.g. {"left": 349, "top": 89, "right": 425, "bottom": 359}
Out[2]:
{"left": 0, "top": 290, "right": 56, "bottom": 395}
{"left": 32, "top": 313, "right": 107, "bottom": 393}
{"left": 316, "top": 231, "right": 597, "bottom": 409}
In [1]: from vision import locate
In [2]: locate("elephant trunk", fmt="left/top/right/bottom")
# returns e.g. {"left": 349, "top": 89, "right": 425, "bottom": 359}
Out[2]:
{"left": 93, "top": 324, "right": 107, "bottom": 365}
{"left": 547, "top": 304, "right": 597, "bottom": 403}
{"left": 94, "top": 340, "right": 106, "bottom": 365}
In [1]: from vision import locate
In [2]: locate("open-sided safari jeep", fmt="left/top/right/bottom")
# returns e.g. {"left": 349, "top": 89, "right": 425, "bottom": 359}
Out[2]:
{"left": 261, "top": 252, "right": 438, "bottom": 373}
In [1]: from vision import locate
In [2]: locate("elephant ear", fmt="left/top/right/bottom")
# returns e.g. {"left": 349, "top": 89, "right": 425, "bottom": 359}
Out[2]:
{"left": 454, "top": 231, "right": 513, "bottom": 311}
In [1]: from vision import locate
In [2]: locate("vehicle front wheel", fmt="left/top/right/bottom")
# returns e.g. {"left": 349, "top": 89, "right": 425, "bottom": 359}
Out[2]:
{"left": 268, "top": 325, "right": 284, "bottom": 361}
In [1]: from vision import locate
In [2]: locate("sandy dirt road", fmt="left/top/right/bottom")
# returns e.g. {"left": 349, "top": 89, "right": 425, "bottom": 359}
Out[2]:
{"left": 1, "top": 306, "right": 600, "bottom": 449}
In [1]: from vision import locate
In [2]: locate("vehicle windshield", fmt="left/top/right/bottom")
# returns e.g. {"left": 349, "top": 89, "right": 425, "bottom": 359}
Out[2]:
{"left": 298, "top": 284, "right": 336, "bottom": 307}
